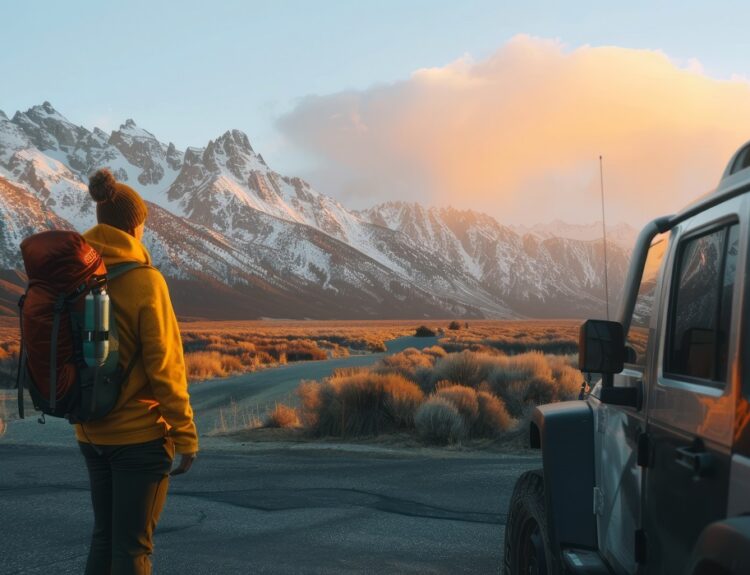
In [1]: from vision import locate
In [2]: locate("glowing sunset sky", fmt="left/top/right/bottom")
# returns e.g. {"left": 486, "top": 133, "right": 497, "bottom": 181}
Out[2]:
{"left": 3, "top": 0, "right": 750, "bottom": 225}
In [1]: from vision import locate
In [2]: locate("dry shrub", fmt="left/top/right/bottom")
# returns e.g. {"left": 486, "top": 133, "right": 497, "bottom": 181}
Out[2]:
{"left": 475, "top": 391, "right": 513, "bottom": 436}
{"left": 430, "top": 350, "right": 496, "bottom": 389}
{"left": 299, "top": 372, "right": 423, "bottom": 437}
{"left": 185, "top": 351, "right": 244, "bottom": 381}
{"left": 317, "top": 340, "right": 350, "bottom": 358}
{"left": 265, "top": 404, "right": 301, "bottom": 428}
{"left": 433, "top": 384, "right": 513, "bottom": 438}
{"left": 546, "top": 355, "right": 583, "bottom": 398}
{"left": 483, "top": 336, "right": 577, "bottom": 355}
{"left": 297, "top": 380, "right": 322, "bottom": 428}
{"left": 396, "top": 348, "right": 584, "bottom": 419}
{"left": 422, "top": 345, "right": 447, "bottom": 358}
{"left": 374, "top": 348, "right": 435, "bottom": 387}
{"left": 279, "top": 340, "right": 328, "bottom": 362}
{"left": 181, "top": 330, "right": 334, "bottom": 381}
{"left": 414, "top": 397, "right": 467, "bottom": 444}
{"left": 434, "top": 385, "right": 479, "bottom": 426}
{"left": 415, "top": 325, "right": 436, "bottom": 337}
{"left": 487, "top": 352, "right": 581, "bottom": 417}
{"left": 331, "top": 366, "right": 368, "bottom": 378}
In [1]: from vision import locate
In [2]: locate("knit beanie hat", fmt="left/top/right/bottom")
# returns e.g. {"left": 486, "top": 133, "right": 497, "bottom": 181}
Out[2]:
{"left": 88, "top": 169, "right": 148, "bottom": 231}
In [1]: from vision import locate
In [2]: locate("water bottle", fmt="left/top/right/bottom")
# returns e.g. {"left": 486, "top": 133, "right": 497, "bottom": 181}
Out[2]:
{"left": 95, "top": 288, "right": 110, "bottom": 365}
{"left": 83, "top": 288, "right": 110, "bottom": 367}
{"left": 83, "top": 291, "right": 97, "bottom": 367}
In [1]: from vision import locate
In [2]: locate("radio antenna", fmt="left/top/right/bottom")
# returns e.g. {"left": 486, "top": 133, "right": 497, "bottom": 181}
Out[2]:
{"left": 599, "top": 155, "right": 610, "bottom": 320}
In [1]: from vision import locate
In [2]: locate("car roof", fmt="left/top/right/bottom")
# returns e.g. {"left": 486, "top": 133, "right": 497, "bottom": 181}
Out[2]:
{"left": 670, "top": 139, "right": 750, "bottom": 228}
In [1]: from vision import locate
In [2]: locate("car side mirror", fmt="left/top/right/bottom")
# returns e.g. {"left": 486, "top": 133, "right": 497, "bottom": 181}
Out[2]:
{"left": 579, "top": 320, "right": 625, "bottom": 376}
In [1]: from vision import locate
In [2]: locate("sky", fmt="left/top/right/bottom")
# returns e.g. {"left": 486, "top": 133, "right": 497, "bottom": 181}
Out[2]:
{"left": 3, "top": 0, "right": 750, "bottom": 226}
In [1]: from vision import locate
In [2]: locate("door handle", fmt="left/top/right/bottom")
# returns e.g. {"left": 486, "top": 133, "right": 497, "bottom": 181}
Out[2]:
{"left": 675, "top": 446, "right": 713, "bottom": 477}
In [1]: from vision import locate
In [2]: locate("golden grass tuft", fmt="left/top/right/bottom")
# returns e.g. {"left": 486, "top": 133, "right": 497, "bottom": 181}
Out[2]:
{"left": 265, "top": 404, "right": 301, "bottom": 428}
{"left": 414, "top": 397, "right": 467, "bottom": 444}
{"left": 299, "top": 372, "right": 424, "bottom": 437}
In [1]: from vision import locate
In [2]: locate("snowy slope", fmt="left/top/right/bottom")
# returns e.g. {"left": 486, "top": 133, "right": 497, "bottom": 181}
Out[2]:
{"left": 0, "top": 102, "right": 631, "bottom": 319}
{"left": 511, "top": 220, "right": 638, "bottom": 251}
{"left": 360, "top": 202, "right": 630, "bottom": 317}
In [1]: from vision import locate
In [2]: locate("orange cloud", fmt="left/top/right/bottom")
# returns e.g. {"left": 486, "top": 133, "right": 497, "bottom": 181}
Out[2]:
{"left": 278, "top": 35, "right": 750, "bottom": 225}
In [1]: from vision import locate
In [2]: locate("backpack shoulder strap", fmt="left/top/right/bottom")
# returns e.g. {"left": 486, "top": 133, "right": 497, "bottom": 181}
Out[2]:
{"left": 16, "top": 293, "right": 27, "bottom": 419}
{"left": 106, "top": 262, "right": 154, "bottom": 281}
{"left": 48, "top": 294, "right": 66, "bottom": 411}
{"left": 104, "top": 262, "right": 151, "bottom": 376}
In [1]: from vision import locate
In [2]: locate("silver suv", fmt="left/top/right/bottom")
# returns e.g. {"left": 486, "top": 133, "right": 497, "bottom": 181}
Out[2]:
{"left": 504, "top": 142, "right": 750, "bottom": 575}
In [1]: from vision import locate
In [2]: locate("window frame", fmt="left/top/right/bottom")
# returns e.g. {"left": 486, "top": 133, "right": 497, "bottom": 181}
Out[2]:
{"left": 662, "top": 217, "right": 739, "bottom": 389}
{"left": 731, "top": 145, "right": 750, "bottom": 176}
{"left": 624, "top": 234, "right": 669, "bottom": 370}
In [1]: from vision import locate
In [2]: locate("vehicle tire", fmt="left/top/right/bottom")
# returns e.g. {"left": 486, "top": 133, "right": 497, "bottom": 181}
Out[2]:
{"left": 503, "top": 469, "right": 558, "bottom": 575}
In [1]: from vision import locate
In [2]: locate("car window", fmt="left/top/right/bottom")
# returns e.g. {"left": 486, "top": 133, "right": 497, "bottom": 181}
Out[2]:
{"left": 665, "top": 223, "right": 739, "bottom": 385}
{"left": 627, "top": 234, "right": 669, "bottom": 368}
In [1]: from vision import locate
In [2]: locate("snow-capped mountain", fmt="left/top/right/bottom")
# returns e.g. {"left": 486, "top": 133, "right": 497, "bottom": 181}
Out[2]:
{"left": 0, "top": 102, "right": 630, "bottom": 319}
{"left": 359, "top": 203, "right": 629, "bottom": 317}
{"left": 511, "top": 220, "right": 638, "bottom": 251}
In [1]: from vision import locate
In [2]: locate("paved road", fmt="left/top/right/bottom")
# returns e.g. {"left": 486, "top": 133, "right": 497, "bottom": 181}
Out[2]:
{"left": 0, "top": 335, "right": 542, "bottom": 574}
{"left": 0, "top": 442, "right": 539, "bottom": 574}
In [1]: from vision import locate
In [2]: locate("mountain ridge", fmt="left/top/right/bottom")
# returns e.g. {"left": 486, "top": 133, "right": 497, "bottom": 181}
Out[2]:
{"left": 0, "top": 102, "right": 629, "bottom": 319}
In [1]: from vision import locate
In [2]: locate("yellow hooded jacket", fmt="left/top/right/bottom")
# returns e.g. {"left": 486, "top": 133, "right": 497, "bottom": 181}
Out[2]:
{"left": 75, "top": 224, "right": 198, "bottom": 454}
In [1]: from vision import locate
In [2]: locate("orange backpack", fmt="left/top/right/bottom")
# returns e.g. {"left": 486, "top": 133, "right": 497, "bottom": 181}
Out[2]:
{"left": 17, "top": 230, "right": 146, "bottom": 422}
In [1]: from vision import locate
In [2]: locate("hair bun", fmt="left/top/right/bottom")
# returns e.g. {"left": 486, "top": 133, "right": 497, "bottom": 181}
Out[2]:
{"left": 88, "top": 169, "right": 118, "bottom": 203}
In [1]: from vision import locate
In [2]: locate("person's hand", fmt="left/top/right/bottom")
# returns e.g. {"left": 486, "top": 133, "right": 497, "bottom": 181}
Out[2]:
{"left": 170, "top": 452, "right": 197, "bottom": 476}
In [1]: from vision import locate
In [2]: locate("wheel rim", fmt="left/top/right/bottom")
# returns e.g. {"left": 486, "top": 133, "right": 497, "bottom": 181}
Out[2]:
{"left": 518, "top": 517, "right": 548, "bottom": 575}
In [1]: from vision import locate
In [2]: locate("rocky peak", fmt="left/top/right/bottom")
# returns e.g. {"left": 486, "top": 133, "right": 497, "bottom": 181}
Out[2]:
{"left": 12, "top": 102, "right": 82, "bottom": 150}
{"left": 112, "top": 118, "right": 159, "bottom": 141}
{"left": 201, "top": 129, "right": 264, "bottom": 180}
{"left": 28, "top": 101, "right": 65, "bottom": 120}
{"left": 108, "top": 119, "right": 166, "bottom": 186}
{"left": 217, "top": 129, "right": 254, "bottom": 153}
{"left": 183, "top": 147, "right": 204, "bottom": 165}
{"left": 166, "top": 142, "right": 182, "bottom": 170}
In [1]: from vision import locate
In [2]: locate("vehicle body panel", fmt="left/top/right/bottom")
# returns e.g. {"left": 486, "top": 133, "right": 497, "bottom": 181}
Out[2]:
{"left": 642, "top": 196, "right": 746, "bottom": 574}
{"left": 531, "top": 401, "right": 597, "bottom": 554}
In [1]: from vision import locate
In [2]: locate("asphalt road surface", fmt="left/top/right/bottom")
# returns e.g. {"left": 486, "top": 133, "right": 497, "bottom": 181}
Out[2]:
{"left": 0, "top": 442, "right": 539, "bottom": 574}
{"left": 0, "top": 336, "right": 541, "bottom": 574}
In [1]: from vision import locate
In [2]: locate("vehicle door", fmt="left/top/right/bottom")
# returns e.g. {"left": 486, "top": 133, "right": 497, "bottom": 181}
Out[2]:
{"left": 592, "top": 234, "right": 669, "bottom": 575}
{"left": 643, "top": 198, "right": 746, "bottom": 575}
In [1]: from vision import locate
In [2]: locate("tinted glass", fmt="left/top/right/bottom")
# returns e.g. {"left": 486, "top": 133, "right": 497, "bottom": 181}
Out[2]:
{"left": 666, "top": 224, "right": 738, "bottom": 383}
{"left": 627, "top": 235, "right": 668, "bottom": 367}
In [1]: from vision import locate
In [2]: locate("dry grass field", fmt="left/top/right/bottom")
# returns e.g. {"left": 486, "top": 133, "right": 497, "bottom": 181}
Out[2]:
{"left": 191, "top": 319, "right": 583, "bottom": 446}
{"left": 178, "top": 319, "right": 419, "bottom": 381}
{"left": 0, "top": 318, "right": 421, "bottom": 386}
{"left": 0, "top": 318, "right": 585, "bottom": 445}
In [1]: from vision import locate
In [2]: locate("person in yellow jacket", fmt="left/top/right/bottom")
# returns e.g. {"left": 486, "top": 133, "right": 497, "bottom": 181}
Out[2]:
{"left": 77, "top": 168, "right": 198, "bottom": 575}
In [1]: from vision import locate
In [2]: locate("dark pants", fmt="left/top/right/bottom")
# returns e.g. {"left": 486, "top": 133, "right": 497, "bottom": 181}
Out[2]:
{"left": 79, "top": 437, "right": 174, "bottom": 575}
